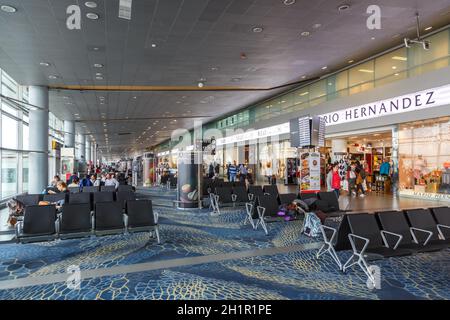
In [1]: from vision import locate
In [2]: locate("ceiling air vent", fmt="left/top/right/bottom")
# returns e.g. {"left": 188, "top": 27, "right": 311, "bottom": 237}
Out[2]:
{"left": 118, "top": 0, "right": 132, "bottom": 20}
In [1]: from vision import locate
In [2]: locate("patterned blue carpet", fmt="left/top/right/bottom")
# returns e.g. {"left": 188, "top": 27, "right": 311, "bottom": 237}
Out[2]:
{"left": 0, "top": 188, "right": 449, "bottom": 300}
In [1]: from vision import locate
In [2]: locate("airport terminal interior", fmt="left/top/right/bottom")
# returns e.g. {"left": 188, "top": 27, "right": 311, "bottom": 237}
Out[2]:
{"left": 0, "top": 0, "right": 449, "bottom": 301}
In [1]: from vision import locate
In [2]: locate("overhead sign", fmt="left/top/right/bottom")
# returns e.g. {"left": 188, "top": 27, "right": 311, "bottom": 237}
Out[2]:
{"left": 322, "top": 83, "right": 450, "bottom": 126}
{"left": 216, "top": 122, "right": 290, "bottom": 146}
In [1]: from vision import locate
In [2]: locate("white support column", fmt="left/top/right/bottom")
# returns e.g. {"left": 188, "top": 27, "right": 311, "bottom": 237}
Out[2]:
{"left": 85, "top": 139, "right": 91, "bottom": 163}
{"left": 64, "top": 120, "right": 75, "bottom": 148}
{"left": 77, "top": 133, "right": 86, "bottom": 162}
{"left": 28, "top": 86, "right": 49, "bottom": 194}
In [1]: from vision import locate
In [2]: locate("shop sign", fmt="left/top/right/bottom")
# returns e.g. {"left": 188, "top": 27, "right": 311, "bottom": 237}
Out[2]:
{"left": 399, "top": 190, "right": 450, "bottom": 202}
{"left": 322, "top": 84, "right": 450, "bottom": 126}
{"left": 216, "top": 122, "right": 290, "bottom": 146}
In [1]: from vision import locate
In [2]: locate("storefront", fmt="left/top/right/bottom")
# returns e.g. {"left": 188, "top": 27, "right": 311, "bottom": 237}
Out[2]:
{"left": 398, "top": 116, "right": 450, "bottom": 201}
{"left": 213, "top": 65, "right": 450, "bottom": 202}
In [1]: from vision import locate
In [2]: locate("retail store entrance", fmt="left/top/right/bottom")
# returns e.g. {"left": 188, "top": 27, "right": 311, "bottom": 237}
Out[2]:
{"left": 325, "top": 130, "right": 394, "bottom": 196}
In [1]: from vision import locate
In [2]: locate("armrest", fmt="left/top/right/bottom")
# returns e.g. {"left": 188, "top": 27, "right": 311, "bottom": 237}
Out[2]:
{"left": 380, "top": 230, "right": 403, "bottom": 249}
{"left": 320, "top": 225, "right": 337, "bottom": 244}
{"left": 437, "top": 224, "right": 450, "bottom": 240}
{"left": 245, "top": 202, "right": 253, "bottom": 216}
{"left": 15, "top": 221, "right": 23, "bottom": 239}
{"left": 248, "top": 193, "right": 254, "bottom": 201}
{"left": 410, "top": 227, "right": 433, "bottom": 246}
{"left": 231, "top": 194, "right": 237, "bottom": 202}
{"left": 256, "top": 206, "right": 266, "bottom": 219}
{"left": 348, "top": 233, "right": 370, "bottom": 255}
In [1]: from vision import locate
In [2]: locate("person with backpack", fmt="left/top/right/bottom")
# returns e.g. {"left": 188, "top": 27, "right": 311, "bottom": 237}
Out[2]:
{"left": 228, "top": 161, "right": 237, "bottom": 182}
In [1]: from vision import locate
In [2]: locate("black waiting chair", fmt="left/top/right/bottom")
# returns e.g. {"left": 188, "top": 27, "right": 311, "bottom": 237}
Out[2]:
{"left": 211, "top": 187, "right": 234, "bottom": 214}
{"left": 101, "top": 185, "right": 116, "bottom": 192}
{"left": 68, "top": 186, "right": 80, "bottom": 193}
{"left": 93, "top": 192, "right": 115, "bottom": 206}
{"left": 116, "top": 191, "right": 137, "bottom": 209}
{"left": 59, "top": 203, "right": 92, "bottom": 239}
{"left": 299, "top": 192, "right": 318, "bottom": 201}
{"left": 15, "top": 194, "right": 41, "bottom": 206}
{"left": 343, "top": 213, "right": 414, "bottom": 284}
{"left": 317, "top": 191, "right": 348, "bottom": 216}
{"left": 431, "top": 207, "right": 450, "bottom": 240}
{"left": 15, "top": 205, "right": 57, "bottom": 243}
{"left": 405, "top": 209, "right": 450, "bottom": 250}
{"left": 232, "top": 186, "right": 249, "bottom": 204}
{"left": 377, "top": 210, "right": 445, "bottom": 253}
{"left": 68, "top": 192, "right": 92, "bottom": 210}
{"left": 94, "top": 202, "right": 125, "bottom": 236}
{"left": 233, "top": 181, "right": 246, "bottom": 188}
{"left": 82, "top": 186, "right": 99, "bottom": 193}
{"left": 278, "top": 193, "right": 298, "bottom": 206}
{"left": 43, "top": 193, "right": 67, "bottom": 203}
{"left": 247, "top": 185, "right": 265, "bottom": 202}
{"left": 118, "top": 185, "right": 133, "bottom": 193}
{"left": 126, "top": 200, "right": 160, "bottom": 243}
{"left": 222, "top": 182, "right": 234, "bottom": 189}
{"left": 246, "top": 194, "right": 279, "bottom": 235}
{"left": 263, "top": 185, "right": 279, "bottom": 197}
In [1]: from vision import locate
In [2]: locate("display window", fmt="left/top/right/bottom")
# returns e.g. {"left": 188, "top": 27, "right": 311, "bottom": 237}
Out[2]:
{"left": 398, "top": 117, "right": 450, "bottom": 201}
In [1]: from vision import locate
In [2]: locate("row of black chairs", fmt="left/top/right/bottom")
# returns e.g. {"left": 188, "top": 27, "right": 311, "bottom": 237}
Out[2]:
{"left": 15, "top": 200, "right": 160, "bottom": 244}
{"left": 16, "top": 191, "right": 136, "bottom": 211}
{"left": 202, "top": 178, "right": 247, "bottom": 196}
{"left": 318, "top": 207, "right": 450, "bottom": 285}
{"left": 68, "top": 185, "right": 133, "bottom": 193}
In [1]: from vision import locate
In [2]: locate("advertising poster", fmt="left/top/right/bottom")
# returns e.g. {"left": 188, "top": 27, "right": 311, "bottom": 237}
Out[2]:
{"left": 177, "top": 152, "right": 200, "bottom": 209}
{"left": 300, "top": 152, "right": 321, "bottom": 193}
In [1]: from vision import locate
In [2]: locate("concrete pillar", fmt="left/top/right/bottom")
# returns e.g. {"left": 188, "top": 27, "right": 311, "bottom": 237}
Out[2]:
{"left": 92, "top": 143, "right": 96, "bottom": 166}
{"left": 331, "top": 139, "right": 347, "bottom": 162}
{"left": 85, "top": 139, "right": 91, "bottom": 163}
{"left": 64, "top": 120, "right": 75, "bottom": 148}
{"left": 28, "top": 86, "right": 49, "bottom": 194}
{"left": 77, "top": 133, "right": 86, "bottom": 162}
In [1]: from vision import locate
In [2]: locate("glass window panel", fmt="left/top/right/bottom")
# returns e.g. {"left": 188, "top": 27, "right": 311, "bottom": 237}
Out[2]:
{"left": 309, "top": 80, "right": 326, "bottom": 106}
{"left": 23, "top": 124, "right": 29, "bottom": 150}
{"left": 1, "top": 151, "right": 18, "bottom": 199}
{"left": 2, "top": 115, "right": 18, "bottom": 149}
{"left": 375, "top": 48, "right": 408, "bottom": 86}
{"left": 22, "top": 154, "right": 29, "bottom": 193}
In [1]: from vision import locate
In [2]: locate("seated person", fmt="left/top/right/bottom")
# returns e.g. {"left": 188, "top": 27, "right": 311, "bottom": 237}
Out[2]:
{"left": 42, "top": 175, "right": 61, "bottom": 194}
{"left": 68, "top": 177, "right": 80, "bottom": 188}
{"left": 43, "top": 181, "right": 68, "bottom": 211}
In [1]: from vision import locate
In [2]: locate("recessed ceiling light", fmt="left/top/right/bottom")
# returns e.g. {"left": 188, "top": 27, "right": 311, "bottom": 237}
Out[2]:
{"left": 300, "top": 31, "right": 310, "bottom": 37}
{"left": 1, "top": 5, "right": 16, "bottom": 13}
{"left": 40, "top": 62, "right": 50, "bottom": 67}
{"left": 371, "top": 36, "right": 376, "bottom": 40}
{"left": 321, "top": 66, "right": 327, "bottom": 70}
{"left": 348, "top": 60, "right": 354, "bottom": 63}
{"left": 252, "top": 26, "right": 263, "bottom": 33}
{"left": 198, "top": 81, "right": 205, "bottom": 88}
{"left": 232, "top": 77, "right": 241, "bottom": 82}
{"left": 210, "top": 66, "right": 219, "bottom": 71}
{"left": 394, "top": 73, "right": 400, "bottom": 76}
{"left": 95, "top": 72, "right": 103, "bottom": 76}
{"left": 337, "top": 4, "right": 350, "bottom": 11}
{"left": 312, "top": 23, "right": 322, "bottom": 29}
{"left": 48, "top": 75, "right": 58, "bottom": 79}
{"left": 93, "top": 63, "right": 104, "bottom": 68}
{"left": 151, "top": 43, "right": 157, "bottom": 48}
{"left": 301, "top": 75, "right": 306, "bottom": 79}
{"left": 85, "top": 1, "right": 97, "bottom": 8}
{"left": 283, "top": 0, "right": 296, "bottom": 5}
{"left": 358, "top": 69, "right": 374, "bottom": 73}
{"left": 86, "top": 12, "right": 99, "bottom": 20}
{"left": 392, "top": 66, "right": 397, "bottom": 70}
{"left": 425, "top": 26, "right": 433, "bottom": 31}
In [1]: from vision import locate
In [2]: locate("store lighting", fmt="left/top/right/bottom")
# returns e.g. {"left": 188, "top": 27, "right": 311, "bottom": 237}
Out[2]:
{"left": 94, "top": 63, "right": 104, "bottom": 68}
{"left": 85, "top": 1, "right": 97, "bottom": 8}
{"left": 300, "top": 31, "right": 310, "bottom": 37}
{"left": 283, "top": 0, "right": 296, "bottom": 5}
{"left": 40, "top": 62, "right": 50, "bottom": 67}
{"left": 299, "top": 91, "right": 309, "bottom": 96}
{"left": 348, "top": 60, "right": 354, "bottom": 63}
{"left": 425, "top": 26, "right": 433, "bottom": 31}
{"left": 392, "top": 56, "right": 407, "bottom": 61}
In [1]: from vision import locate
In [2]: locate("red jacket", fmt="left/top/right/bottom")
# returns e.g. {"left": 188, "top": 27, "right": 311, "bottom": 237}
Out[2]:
{"left": 332, "top": 171, "right": 341, "bottom": 190}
